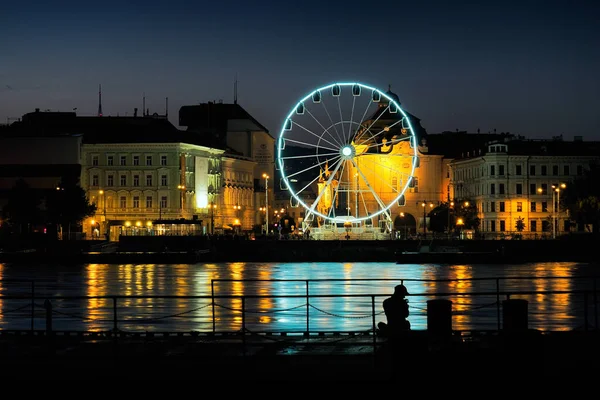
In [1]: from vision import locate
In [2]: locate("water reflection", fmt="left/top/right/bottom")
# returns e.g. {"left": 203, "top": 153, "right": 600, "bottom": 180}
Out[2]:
{"left": 0, "top": 261, "right": 596, "bottom": 333}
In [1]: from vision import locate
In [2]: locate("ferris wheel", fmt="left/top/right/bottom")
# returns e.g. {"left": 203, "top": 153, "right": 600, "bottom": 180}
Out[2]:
{"left": 276, "top": 82, "right": 419, "bottom": 231}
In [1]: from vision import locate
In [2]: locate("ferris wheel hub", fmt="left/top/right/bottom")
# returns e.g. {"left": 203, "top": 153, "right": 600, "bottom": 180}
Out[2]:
{"left": 341, "top": 145, "right": 355, "bottom": 159}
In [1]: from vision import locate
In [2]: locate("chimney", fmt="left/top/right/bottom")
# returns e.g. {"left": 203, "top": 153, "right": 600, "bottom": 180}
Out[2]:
{"left": 134, "top": 108, "right": 138, "bottom": 117}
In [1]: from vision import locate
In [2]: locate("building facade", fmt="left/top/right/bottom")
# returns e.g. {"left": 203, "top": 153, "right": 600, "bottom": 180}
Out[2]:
{"left": 449, "top": 138, "right": 600, "bottom": 238}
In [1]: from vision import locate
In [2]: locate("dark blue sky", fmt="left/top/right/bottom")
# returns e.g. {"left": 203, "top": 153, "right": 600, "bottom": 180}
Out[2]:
{"left": 1, "top": 0, "right": 599, "bottom": 139}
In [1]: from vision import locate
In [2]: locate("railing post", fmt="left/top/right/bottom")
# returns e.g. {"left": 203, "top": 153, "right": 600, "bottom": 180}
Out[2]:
{"left": 496, "top": 278, "right": 501, "bottom": 330}
{"left": 211, "top": 280, "right": 216, "bottom": 333}
{"left": 594, "top": 278, "right": 598, "bottom": 331}
{"left": 113, "top": 297, "right": 118, "bottom": 332}
{"left": 31, "top": 281, "right": 35, "bottom": 332}
{"left": 306, "top": 280, "right": 310, "bottom": 335}
{"left": 242, "top": 296, "right": 246, "bottom": 357}
{"left": 584, "top": 292, "right": 589, "bottom": 332}
{"left": 43, "top": 299, "right": 52, "bottom": 335}
{"left": 371, "top": 295, "right": 376, "bottom": 352}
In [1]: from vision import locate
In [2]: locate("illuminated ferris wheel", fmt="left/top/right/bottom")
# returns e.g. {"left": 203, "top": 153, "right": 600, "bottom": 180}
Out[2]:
{"left": 276, "top": 82, "right": 419, "bottom": 231}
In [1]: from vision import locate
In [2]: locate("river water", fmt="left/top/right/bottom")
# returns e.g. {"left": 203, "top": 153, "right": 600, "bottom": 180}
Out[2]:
{"left": 0, "top": 261, "right": 597, "bottom": 333}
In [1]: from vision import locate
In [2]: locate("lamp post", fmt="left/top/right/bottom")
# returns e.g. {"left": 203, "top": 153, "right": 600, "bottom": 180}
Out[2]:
{"left": 447, "top": 201, "right": 454, "bottom": 238}
{"left": 99, "top": 190, "right": 106, "bottom": 239}
{"left": 263, "top": 173, "right": 269, "bottom": 234}
{"left": 551, "top": 183, "right": 566, "bottom": 239}
{"left": 420, "top": 201, "right": 435, "bottom": 238}
{"left": 209, "top": 202, "right": 217, "bottom": 235}
{"left": 177, "top": 185, "right": 186, "bottom": 217}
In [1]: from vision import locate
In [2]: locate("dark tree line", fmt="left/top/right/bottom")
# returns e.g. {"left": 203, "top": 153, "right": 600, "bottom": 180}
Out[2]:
{"left": 1, "top": 177, "right": 96, "bottom": 239}
{"left": 563, "top": 163, "right": 600, "bottom": 233}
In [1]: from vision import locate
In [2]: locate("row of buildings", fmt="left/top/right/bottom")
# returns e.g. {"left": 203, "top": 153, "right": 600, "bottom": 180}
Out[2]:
{"left": 0, "top": 90, "right": 598, "bottom": 240}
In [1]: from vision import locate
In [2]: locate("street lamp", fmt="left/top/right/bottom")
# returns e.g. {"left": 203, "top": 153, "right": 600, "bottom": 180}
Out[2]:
{"left": 177, "top": 185, "right": 186, "bottom": 216}
{"left": 209, "top": 202, "right": 217, "bottom": 235}
{"left": 447, "top": 201, "right": 454, "bottom": 238}
{"left": 263, "top": 173, "right": 269, "bottom": 234}
{"left": 551, "top": 183, "right": 567, "bottom": 239}
{"left": 99, "top": 190, "right": 106, "bottom": 239}
{"left": 420, "top": 201, "right": 435, "bottom": 238}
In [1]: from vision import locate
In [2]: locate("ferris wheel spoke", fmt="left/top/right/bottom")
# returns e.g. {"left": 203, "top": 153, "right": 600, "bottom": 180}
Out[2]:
{"left": 354, "top": 105, "right": 390, "bottom": 145}
{"left": 320, "top": 101, "right": 345, "bottom": 147}
{"left": 326, "top": 160, "right": 348, "bottom": 221}
{"left": 351, "top": 159, "right": 390, "bottom": 213}
{"left": 347, "top": 96, "right": 356, "bottom": 145}
{"left": 306, "top": 158, "right": 344, "bottom": 216}
{"left": 351, "top": 98, "right": 373, "bottom": 141}
{"left": 282, "top": 138, "right": 339, "bottom": 153}
{"left": 355, "top": 119, "right": 404, "bottom": 147}
{"left": 304, "top": 108, "right": 343, "bottom": 148}
{"left": 367, "top": 158, "right": 413, "bottom": 181}
{"left": 291, "top": 120, "right": 340, "bottom": 150}
{"left": 281, "top": 151, "right": 339, "bottom": 160}
{"left": 286, "top": 154, "right": 342, "bottom": 181}
{"left": 337, "top": 96, "right": 345, "bottom": 142}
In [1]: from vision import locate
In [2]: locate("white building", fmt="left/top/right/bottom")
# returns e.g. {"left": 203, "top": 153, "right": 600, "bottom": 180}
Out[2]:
{"left": 449, "top": 137, "right": 600, "bottom": 238}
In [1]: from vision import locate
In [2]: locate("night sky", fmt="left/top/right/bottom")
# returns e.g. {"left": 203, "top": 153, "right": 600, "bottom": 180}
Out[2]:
{"left": 1, "top": 1, "right": 598, "bottom": 140}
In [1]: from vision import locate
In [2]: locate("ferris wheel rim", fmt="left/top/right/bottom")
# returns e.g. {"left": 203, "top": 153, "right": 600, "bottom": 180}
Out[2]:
{"left": 277, "top": 82, "right": 419, "bottom": 224}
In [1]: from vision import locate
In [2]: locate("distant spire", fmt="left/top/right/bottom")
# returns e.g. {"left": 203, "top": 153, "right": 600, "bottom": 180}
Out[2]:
{"left": 234, "top": 73, "right": 238, "bottom": 104}
{"left": 97, "top": 84, "right": 103, "bottom": 117}
{"left": 143, "top": 93, "right": 146, "bottom": 116}
{"left": 388, "top": 84, "right": 391, "bottom": 92}
{"left": 165, "top": 97, "right": 169, "bottom": 119}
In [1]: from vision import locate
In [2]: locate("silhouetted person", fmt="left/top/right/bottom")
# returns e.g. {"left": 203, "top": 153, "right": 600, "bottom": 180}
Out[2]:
{"left": 378, "top": 284, "right": 410, "bottom": 337}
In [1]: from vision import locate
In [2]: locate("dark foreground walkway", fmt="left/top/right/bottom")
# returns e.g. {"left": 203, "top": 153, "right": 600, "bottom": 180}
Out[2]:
{"left": 1, "top": 330, "right": 599, "bottom": 382}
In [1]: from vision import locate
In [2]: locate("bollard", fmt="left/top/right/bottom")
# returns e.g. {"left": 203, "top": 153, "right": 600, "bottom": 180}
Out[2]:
{"left": 43, "top": 299, "right": 52, "bottom": 335}
{"left": 502, "top": 299, "right": 528, "bottom": 330}
{"left": 427, "top": 299, "right": 453, "bottom": 335}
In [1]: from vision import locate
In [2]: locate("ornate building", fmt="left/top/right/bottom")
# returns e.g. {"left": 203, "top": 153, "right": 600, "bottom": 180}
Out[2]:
{"left": 449, "top": 137, "right": 600, "bottom": 237}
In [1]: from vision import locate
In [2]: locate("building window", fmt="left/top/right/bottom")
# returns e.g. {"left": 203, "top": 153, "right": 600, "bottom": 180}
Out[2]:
{"left": 133, "top": 175, "right": 140, "bottom": 187}
{"left": 490, "top": 183, "right": 495, "bottom": 195}
{"left": 553, "top": 165, "right": 559, "bottom": 176}
{"left": 499, "top": 183, "right": 505, "bottom": 195}
{"left": 161, "top": 155, "right": 167, "bottom": 166}
{"left": 531, "top": 202, "right": 537, "bottom": 212}
{"left": 530, "top": 165, "right": 536, "bottom": 176}
{"left": 516, "top": 183, "right": 522, "bottom": 195}
{"left": 146, "top": 196, "right": 153, "bottom": 208}
{"left": 146, "top": 175, "right": 153, "bottom": 186}
{"left": 491, "top": 221, "right": 496, "bottom": 232}
{"left": 160, "top": 196, "right": 167, "bottom": 209}
{"left": 531, "top": 220, "right": 537, "bottom": 232}
{"left": 161, "top": 175, "right": 168, "bottom": 186}
{"left": 133, "top": 196, "right": 140, "bottom": 208}
{"left": 391, "top": 176, "right": 398, "bottom": 192}
{"left": 490, "top": 165, "right": 495, "bottom": 176}
{"left": 120, "top": 196, "right": 126, "bottom": 208}
{"left": 541, "top": 183, "right": 547, "bottom": 195}
{"left": 564, "top": 165, "right": 570, "bottom": 176}
{"left": 517, "top": 202, "right": 522, "bottom": 212}
{"left": 490, "top": 201, "right": 495, "bottom": 212}
{"left": 530, "top": 183, "right": 536, "bottom": 195}
{"left": 500, "top": 220, "right": 506, "bottom": 232}
{"left": 107, "top": 156, "right": 114, "bottom": 166}
{"left": 541, "top": 165, "right": 547, "bottom": 176}
{"left": 499, "top": 165, "right": 505, "bottom": 176}
{"left": 120, "top": 156, "right": 126, "bottom": 166}
{"left": 146, "top": 156, "right": 152, "bottom": 166}
{"left": 542, "top": 220, "right": 551, "bottom": 232}
{"left": 542, "top": 202, "right": 548, "bottom": 212}
{"left": 107, "top": 175, "right": 114, "bottom": 186}
{"left": 133, "top": 156, "right": 140, "bottom": 166}
{"left": 499, "top": 202, "right": 505, "bottom": 212}
{"left": 577, "top": 165, "right": 583, "bottom": 176}
{"left": 516, "top": 165, "right": 522, "bottom": 176}
{"left": 92, "top": 175, "right": 99, "bottom": 186}
{"left": 92, "top": 155, "right": 99, "bottom": 166}
{"left": 120, "top": 175, "right": 126, "bottom": 186}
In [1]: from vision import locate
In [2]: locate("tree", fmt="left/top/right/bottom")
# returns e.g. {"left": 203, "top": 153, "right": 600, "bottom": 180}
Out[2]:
{"left": 454, "top": 199, "right": 480, "bottom": 231}
{"left": 428, "top": 203, "right": 450, "bottom": 233}
{"left": 45, "top": 176, "right": 96, "bottom": 239}
{"left": 515, "top": 217, "right": 526, "bottom": 232}
{"left": 563, "top": 163, "right": 600, "bottom": 233}
{"left": 2, "top": 178, "right": 42, "bottom": 234}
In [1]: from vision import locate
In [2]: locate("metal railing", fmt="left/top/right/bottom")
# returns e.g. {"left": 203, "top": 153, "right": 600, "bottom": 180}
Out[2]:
{"left": 0, "top": 277, "right": 597, "bottom": 337}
